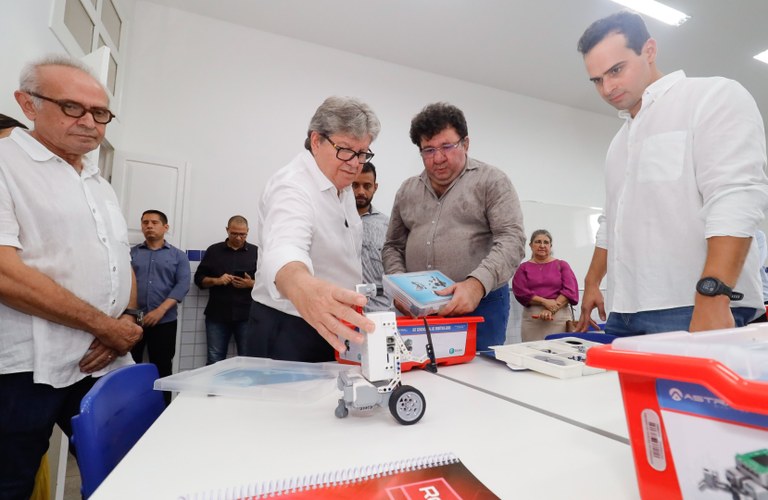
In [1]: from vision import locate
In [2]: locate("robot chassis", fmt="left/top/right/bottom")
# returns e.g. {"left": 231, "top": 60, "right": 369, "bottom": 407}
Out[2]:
{"left": 334, "top": 309, "right": 429, "bottom": 425}
{"left": 699, "top": 449, "right": 768, "bottom": 499}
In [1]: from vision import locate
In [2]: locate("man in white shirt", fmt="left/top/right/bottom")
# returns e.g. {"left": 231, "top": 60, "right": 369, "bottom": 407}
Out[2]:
{"left": 749, "top": 230, "right": 768, "bottom": 323}
{"left": 575, "top": 11, "right": 768, "bottom": 335}
{"left": 246, "top": 96, "right": 379, "bottom": 362}
{"left": 0, "top": 55, "right": 142, "bottom": 498}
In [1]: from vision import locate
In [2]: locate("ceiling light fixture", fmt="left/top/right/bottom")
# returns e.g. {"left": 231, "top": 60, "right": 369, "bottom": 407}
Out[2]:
{"left": 755, "top": 49, "right": 768, "bottom": 65}
{"left": 609, "top": 0, "right": 690, "bottom": 26}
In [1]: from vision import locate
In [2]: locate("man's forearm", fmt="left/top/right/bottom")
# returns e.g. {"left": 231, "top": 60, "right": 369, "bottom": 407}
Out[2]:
{"left": 0, "top": 246, "right": 118, "bottom": 337}
{"left": 153, "top": 297, "right": 179, "bottom": 315}
{"left": 584, "top": 247, "right": 608, "bottom": 289}
{"left": 128, "top": 268, "right": 138, "bottom": 308}
{"left": 699, "top": 236, "right": 752, "bottom": 286}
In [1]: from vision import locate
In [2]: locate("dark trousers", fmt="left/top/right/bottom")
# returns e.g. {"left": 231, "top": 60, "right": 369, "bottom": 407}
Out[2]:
{"left": 131, "top": 320, "right": 177, "bottom": 404}
{"left": 205, "top": 318, "right": 250, "bottom": 365}
{"left": 0, "top": 372, "right": 96, "bottom": 500}
{"left": 748, "top": 301, "right": 768, "bottom": 324}
{"left": 243, "top": 301, "right": 335, "bottom": 362}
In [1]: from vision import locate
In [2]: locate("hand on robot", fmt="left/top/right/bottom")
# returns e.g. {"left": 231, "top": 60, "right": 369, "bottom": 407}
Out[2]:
{"left": 276, "top": 262, "right": 375, "bottom": 352}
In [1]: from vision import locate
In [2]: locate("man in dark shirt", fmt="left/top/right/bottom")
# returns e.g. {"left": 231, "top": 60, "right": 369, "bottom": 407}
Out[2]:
{"left": 194, "top": 215, "right": 257, "bottom": 364}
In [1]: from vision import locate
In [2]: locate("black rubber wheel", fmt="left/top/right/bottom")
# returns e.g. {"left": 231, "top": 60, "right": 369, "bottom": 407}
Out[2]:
{"left": 388, "top": 385, "right": 426, "bottom": 425}
{"left": 334, "top": 399, "right": 349, "bottom": 419}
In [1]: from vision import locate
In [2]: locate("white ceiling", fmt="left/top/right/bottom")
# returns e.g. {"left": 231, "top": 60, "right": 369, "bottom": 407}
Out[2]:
{"left": 142, "top": 0, "right": 768, "bottom": 128}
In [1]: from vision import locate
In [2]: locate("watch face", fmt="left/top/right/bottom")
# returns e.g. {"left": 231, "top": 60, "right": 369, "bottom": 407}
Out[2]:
{"left": 699, "top": 278, "right": 717, "bottom": 294}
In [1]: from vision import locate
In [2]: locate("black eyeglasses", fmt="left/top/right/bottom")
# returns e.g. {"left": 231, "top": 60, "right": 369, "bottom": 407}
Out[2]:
{"left": 26, "top": 91, "right": 115, "bottom": 124}
{"left": 321, "top": 134, "right": 374, "bottom": 164}
{"left": 419, "top": 138, "right": 465, "bottom": 159}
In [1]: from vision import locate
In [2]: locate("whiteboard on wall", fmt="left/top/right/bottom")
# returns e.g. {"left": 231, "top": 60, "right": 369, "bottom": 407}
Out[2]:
{"left": 520, "top": 201, "right": 603, "bottom": 289}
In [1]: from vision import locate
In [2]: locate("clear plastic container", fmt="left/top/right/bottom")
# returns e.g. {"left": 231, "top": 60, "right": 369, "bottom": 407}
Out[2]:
{"left": 612, "top": 323, "right": 768, "bottom": 381}
{"left": 153, "top": 357, "right": 353, "bottom": 402}
{"left": 382, "top": 271, "right": 454, "bottom": 317}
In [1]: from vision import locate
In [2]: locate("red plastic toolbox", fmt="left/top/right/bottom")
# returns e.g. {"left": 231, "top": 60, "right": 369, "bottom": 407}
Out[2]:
{"left": 587, "top": 328, "right": 768, "bottom": 500}
{"left": 337, "top": 316, "right": 483, "bottom": 371}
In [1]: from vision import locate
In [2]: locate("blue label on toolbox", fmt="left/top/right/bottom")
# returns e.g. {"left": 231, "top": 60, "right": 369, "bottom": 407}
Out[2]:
{"left": 656, "top": 379, "right": 768, "bottom": 429}
{"left": 398, "top": 323, "right": 468, "bottom": 335}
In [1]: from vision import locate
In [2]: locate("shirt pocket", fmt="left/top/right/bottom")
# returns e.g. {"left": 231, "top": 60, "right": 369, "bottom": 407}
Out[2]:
{"left": 105, "top": 200, "right": 130, "bottom": 245}
{"left": 637, "top": 131, "right": 687, "bottom": 183}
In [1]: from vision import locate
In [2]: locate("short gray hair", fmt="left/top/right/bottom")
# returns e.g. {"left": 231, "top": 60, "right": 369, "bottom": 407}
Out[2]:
{"left": 529, "top": 229, "right": 553, "bottom": 245}
{"left": 19, "top": 54, "right": 108, "bottom": 108}
{"left": 304, "top": 96, "right": 381, "bottom": 150}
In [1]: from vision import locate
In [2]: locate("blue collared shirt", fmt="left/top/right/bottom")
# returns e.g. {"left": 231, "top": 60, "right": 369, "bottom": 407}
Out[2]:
{"left": 130, "top": 241, "right": 191, "bottom": 324}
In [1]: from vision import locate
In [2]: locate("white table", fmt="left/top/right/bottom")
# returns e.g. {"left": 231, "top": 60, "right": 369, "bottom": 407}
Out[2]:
{"left": 437, "top": 355, "right": 630, "bottom": 440}
{"left": 91, "top": 368, "right": 639, "bottom": 499}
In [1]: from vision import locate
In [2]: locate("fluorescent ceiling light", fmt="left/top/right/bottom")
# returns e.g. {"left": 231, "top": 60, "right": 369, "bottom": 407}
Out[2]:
{"left": 755, "top": 49, "right": 768, "bottom": 65}
{"left": 609, "top": 0, "right": 690, "bottom": 26}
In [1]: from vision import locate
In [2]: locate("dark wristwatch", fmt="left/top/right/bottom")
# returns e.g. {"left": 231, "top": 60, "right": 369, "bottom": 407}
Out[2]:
{"left": 695, "top": 277, "right": 744, "bottom": 301}
{"left": 122, "top": 308, "right": 144, "bottom": 326}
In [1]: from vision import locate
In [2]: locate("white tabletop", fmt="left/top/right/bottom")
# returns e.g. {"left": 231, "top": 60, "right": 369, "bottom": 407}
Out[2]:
{"left": 437, "top": 355, "right": 630, "bottom": 440}
{"left": 91, "top": 368, "right": 639, "bottom": 500}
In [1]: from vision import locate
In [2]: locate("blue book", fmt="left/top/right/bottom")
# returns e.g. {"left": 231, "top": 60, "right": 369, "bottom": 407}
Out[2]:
{"left": 383, "top": 271, "right": 454, "bottom": 317}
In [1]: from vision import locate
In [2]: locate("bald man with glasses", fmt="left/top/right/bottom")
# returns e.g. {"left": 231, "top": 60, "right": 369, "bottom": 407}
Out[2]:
{"left": 194, "top": 215, "right": 257, "bottom": 365}
{"left": 0, "top": 55, "right": 141, "bottom": 498}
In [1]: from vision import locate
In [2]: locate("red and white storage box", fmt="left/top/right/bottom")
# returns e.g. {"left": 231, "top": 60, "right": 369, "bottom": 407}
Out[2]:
{"left": 587, "top": 325, "right": 768, "bottom": 500}
{"left": 337, "top": 316, "right": 483, "bottom": 371}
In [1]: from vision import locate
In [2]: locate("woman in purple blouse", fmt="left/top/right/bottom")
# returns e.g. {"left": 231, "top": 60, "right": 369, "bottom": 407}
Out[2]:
{"left": 512, "top": 229, "right": 579, "bottom": 341}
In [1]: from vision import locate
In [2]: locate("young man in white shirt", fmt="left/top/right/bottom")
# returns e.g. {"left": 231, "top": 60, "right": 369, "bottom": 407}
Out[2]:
{"left": 575, "top": 11, "right": 768, "bottom": 335}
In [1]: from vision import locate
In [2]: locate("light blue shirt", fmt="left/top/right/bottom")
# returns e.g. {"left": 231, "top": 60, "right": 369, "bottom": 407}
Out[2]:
{"left": 131, "top": 241, "right": 191, "bottom": 323}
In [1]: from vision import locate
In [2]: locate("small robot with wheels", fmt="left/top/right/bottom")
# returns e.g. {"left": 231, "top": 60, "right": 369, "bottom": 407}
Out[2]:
{"left": 699, "top": 449, "right": 768, "bottom": 499}
{"left": 335, "top": 310, "right": 427, "bottom": 425}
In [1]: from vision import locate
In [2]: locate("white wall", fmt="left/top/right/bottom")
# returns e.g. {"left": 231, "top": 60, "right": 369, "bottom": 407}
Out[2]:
{"left": 0, "top": 1, "right": 65, "bottom": 125}
{"left": 119, "top": 1, "right": 619, "bottom": 250}
{"left": 1, "top": 1, "right": 137, "bottom": 147}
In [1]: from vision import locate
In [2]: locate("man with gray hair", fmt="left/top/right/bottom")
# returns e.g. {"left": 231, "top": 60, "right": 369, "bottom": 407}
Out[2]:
{"left": 0, "top": 55, "right": 142, "bottom": 498}
{"left": 245, "top": 96, "right": 380, "bottom": 362}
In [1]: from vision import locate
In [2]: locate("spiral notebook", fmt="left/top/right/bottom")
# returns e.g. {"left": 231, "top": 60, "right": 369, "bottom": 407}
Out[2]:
{"left": 180, "top": 452, "right": 499, "bottom": 500}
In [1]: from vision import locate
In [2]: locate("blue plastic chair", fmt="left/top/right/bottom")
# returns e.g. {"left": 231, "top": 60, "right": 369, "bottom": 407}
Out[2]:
{"left": 71, "top": 363, "right": 165, "bottom": 498}
{"left": 545, "top": 332, "right": 618, "bottom": 344}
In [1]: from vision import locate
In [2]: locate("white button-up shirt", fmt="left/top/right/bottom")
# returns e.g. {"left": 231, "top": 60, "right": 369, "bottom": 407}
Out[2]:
{"left": 596, "top": 71, "right": 768, "bottom": 314}
{"left": 252, "top": 151, "right": 362, "bottom": 317}
{"left": 0, "top": 129, "right": 133, "bottom": 387}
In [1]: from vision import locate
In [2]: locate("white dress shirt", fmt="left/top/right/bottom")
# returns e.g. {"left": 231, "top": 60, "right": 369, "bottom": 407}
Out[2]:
{"left": 595, "top": 71, "right": 768, "bottom": 314}
{"left": 0, "top": 129, "right": 133, "bottom": 388}
{"left": 755, "top": 230, "right": 768, "bottom": 302}
{"left": 252, "top": 150, "right": 363, "bottom": 317}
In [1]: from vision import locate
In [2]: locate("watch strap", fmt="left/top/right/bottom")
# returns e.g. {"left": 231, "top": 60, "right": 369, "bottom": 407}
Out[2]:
{"left": 122, "top": 308, "right": 144, "bottom": 326}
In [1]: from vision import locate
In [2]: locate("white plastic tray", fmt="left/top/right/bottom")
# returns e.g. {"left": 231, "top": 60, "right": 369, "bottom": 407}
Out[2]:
{"left": 491, "top": 338, "right": 606, "bottom": 379}
{"left": 154, "top": 357, "right": 354, "bottom": 402}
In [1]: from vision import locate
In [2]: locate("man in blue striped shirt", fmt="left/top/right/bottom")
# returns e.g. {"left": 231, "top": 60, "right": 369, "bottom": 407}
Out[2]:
{"left": 354, "top": 163, "right": 391, "bottom": 312}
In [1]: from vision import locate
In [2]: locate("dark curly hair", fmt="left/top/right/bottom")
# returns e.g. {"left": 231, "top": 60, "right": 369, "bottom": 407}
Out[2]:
{"left": 409, "top": 102, "right": 468, "bottom": 146}
{"left": 577, "top": 11, "right": 651, "bottom": 56}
